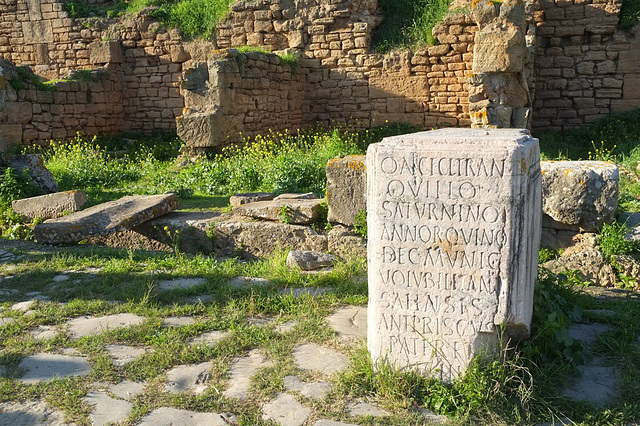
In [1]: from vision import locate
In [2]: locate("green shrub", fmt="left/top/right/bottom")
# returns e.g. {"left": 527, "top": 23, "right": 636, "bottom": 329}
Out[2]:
{"left": 0, "top": 166, "right": 42, "bottom": 205}
{"left": 619, "top": 0, "right": 640, "bottom": 30}
{"left": 597, "top": 221, "right": 638, "bottom": 259}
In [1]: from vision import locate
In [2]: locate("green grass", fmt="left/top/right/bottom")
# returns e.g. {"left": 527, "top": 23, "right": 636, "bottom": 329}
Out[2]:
{"left": 372, "top": 0, "right": 454, "bottom": 51}
{"left": 620, "top": 0, "right": 640, "bottom": 29}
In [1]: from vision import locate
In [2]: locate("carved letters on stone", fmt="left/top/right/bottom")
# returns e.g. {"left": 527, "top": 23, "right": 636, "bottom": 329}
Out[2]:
{"left": 367, "top": 128, "right": 541, "bottom": 383}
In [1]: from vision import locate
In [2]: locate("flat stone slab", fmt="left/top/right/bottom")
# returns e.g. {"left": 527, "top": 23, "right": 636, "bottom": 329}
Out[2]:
{"left": 276, "top": 320, "right": 297, "bottom": 333}
{"left": 229, "top": 192, "right": 275, "bottom": 207}
{"left": 158, "top": 277, "right": 207, "bottom": 291}
{"left": 347, "top": 401, "right": 389, "bottom": 417}
{"left": 568, "top": 323, "right": 612, "bottom": 347}
{"left": 30, "top": 325, "right": 58, "bottom": 340}
{"left": 0, "top": 400, "right": 69, "bottom": 426}
{"left": 105, "top": 344, "right": 149, "bottom": 366}
{"left": 228, "top": 276, "right": 271, "bottom": 288}
{"left": 223, "top": 349, "right": 273, "bottom": 400}
{"left": 11, "top": 300, "right": 38, "bottom": 312}
{"left": 165, "top": 361, "right": 213, "bottom": 394}
{"left": 109, "top": 380, "right": 145, "bottom": 400}
{"left": 163, "top": 316, "right": 196, "bottom": 327}
{"left": 563, "top": 357, "right": 620, "bottom": 407}
{"left": 190, "top": 330, "right": 229, "bottom": 346}
{"left": 262, "top": 392, "right": 312, "bottom": 426}
{"left": 18, "top": 353, "right": 92, "bottom": 384}
{"left": 280, "top": 287, "right": 333, "bottom": 297}
{"left": 84, "top": 391, "right": 132, "bottom": 425}
{"left": 292, "top": 343, "right": 349, "bottom": 375}
{"left": 233, "top": 198, "right": 323, "bottom": 225}
{"left": 34, "top": 194, "right": 178, "bottom": 244}
{"left": 326, "top": 305, "right": 367, "bottom": 343}
{"left": 0, "top": 317, "right": 16, "bottom": 326}
{"left": 12, "top": 190, "right": 87, "bottom": 221}
{"left": 314, "top": 421, "right": 359, "bottom": 426}
{"left": 326, "top": 155, "right": 367, "bottom": 226}
{"left": 65, "top": 313, "right": 146, "bottom": 338}
{"left": 286, "top": 250, "right": 336, "bottom": 270}
{"left": 139, "top": 407, "right": 236, "bottom": 426}
{"left": 283, "top": 375, "right": 332, "bottom": 400}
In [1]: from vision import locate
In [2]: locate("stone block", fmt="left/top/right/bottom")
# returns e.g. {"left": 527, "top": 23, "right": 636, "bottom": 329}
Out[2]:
{"left": 22, "top": 21, "right": 53, "bottom": 44}
{"left": 541, "top": 161, "right": 618, "bottom": 232}
{"left": 367, "top": 128, "right": 541, "bottom": 383}
{"left": 0, "top": 124, "right": 22, "bottom": 147}
{"left": 473, "top": 24, "right": 525, "bottom": 73}
{"left": 232, "top": 199, "right": 323, "bottom": 225}
{"left": 176, "top": 111, "right": 242, "bottom": 148}
{"left": 34, "top": 194, "right": 178, "bottom": 244}
{"left": 89, "top": 41, "right": 123, "bottom": 64}
{"left": 12, "top": 190, "right": 87, "bottom": 221}
{"left": 326, "top": 155, "right": 366, "bottom": 226}
{"left": 8, "top": 154, "right": 58, "bottom": 193}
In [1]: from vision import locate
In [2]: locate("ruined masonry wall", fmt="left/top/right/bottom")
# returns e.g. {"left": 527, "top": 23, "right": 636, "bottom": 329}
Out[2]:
{"left": 533, "top": 0, "right": 640, "bottom": 131}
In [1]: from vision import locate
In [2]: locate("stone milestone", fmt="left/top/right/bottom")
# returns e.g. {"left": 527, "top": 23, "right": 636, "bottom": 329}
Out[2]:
{"left": 367, "top": 128, "right": 541, "bottom": 383}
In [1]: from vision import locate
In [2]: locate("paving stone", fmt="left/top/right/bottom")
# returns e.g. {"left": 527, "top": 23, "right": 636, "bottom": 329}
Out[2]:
{"left": 292, "top": 343, "right": 349, "bottom": 375}
{"left": 65, "top": 313, "right": 146, "bottom": 338}
{"left": 314, "top": 421, "right": 359, "bottom": 426}
{"left": 262, "top": 392, "right": 312, "bottom": 426}
{"left": 415, "top": 407, "right": 448, "bottom": 423}
{"left": 563, "top": 357, "right": 620, "bottom": 407}
{"left": 0, "top": 400, "right": 69, "bottom": 426}
{"left": 228, "top": 276, "right": 271, "bottom": 288}
{"left": 286, "top": 250, "right": 336, "bottom": 270}
{"left": 280, "top": 287, "right": 333, "bottom": 297}
{"left": 283, "top": 375, "right": 332, "bottom": 400}
{"left": 326, "top": 305, "right": 367, "bottom": 343}
{"left": 158, "top": 277, "right": 207, "bottom": 291}
{"left": 105, "top": 344, "right": 149, "bottom": 366}
{"left": 275, "top": 320, "right": 297, "bottom": 333}
{"left": 183, "top": 294, "right": 214, "bottom": 304}
{"left": 568, "top": 323, "right": 612, "bottom": 347}
{"left": 163, "top": 316, "right": 196, "bottom": 327}
{"left": 247, "top": 317, "right": 273, "bottom": 327}
{"left": 347, "top": 401, "right": 388, "bottom": 417}
{"left": 10, "top": 300, "right": 37, "bottom": 312}
{"left": 138, "top": 407, "right": 236, "bottom": 426}
{"left": 30, "top": 325, "right": 58, "bottom": 340}
{"left": 84, "top": 391, "right": 132, "bottom": 426}
{"left": 109, "top": 380, "right": 145, "bottom": 400}
{"left": 190, "top": 330, "right": 229, "bottom": 346}
{"left": 165, "top": 361, "right": 213, "bottom": 394}
{"left": 18, "top": 353, "right": 92, "bottom": 384}
{"left": 52, "top": 275, "right": 69, "bottom": 282}
{"left": 223, "top": 349, "right": 273, "bottom": 400}
{"left": 0, "top": 317, "right": 16, "bottom": 326}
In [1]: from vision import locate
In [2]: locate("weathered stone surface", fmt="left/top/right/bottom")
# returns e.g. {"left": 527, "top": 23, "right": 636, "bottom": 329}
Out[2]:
{"left": 563, "top": 357, "right": 620, "bottom": 407}
{"left": 229, "top": 192, "right": 275, "bottom": 207}
{"left": 273, "top": 192, "right": 318, "bottom": 200}
{"left": 292, "top": 343, "right": 349, "bottom": 375}
{"left": 326, "top": 305, "right": 367, "bottom": 343}
{"left": 158, "top": 277, "right": 207, "bottom": 291}
{"left": 105, "top": 344, "right": 149, "bottom": 366}
{"left": 286, "top": 250, "right": 336, "bottom": 270}
{"left": 328, "top": 225, "right": 367, "bottom": 259}
{"left": 283, "top": 375, "right": 332, "bottom": 400}
{"left": 232, "top": 199, "right": 323, "bottom": 225}
{"left": 223, "top": 349, "right": 272, "bottom": 400}
{"left": 473, "top": 23, "right": 525, "bottom": 73}
{"left": 8, "top": 154, "right": 58, "bottom": 194}
{"left": 541, "top": 161, "right": 618, "bottom": 231}
{"left": 367, "top": 129, "right": 541, "bottom": 383}
{"left": 176, "top": 111, "right": 243, "bottom": 149}
{"left": 213, "top": 220, "right": 327, "bottom": 259}
{"left": 139, "top": 407, "right": 235, "bottom": 426}
{"left": 326, "top": 155, "right": 366, "bottom": 226}
{"left": 542, "top": 249, "right": 618, "bottom": 287}
{"left": 0, "top": 400, "right": 69, "bottom": 426}
{"left": 346, "top": 401, "right": 388, "bottom": 417}
{"left": 65, "top": 313, "right": 146, "bottom": 338}
{"left": 12, "top": 190, "right": 87, "bottom": 221}
{"left": 88, "top": 41, "right": 123, "bottom": 64}
{"left": 18, "top": 353, "right": 92, "bottom": 384}
{"left": 165, "top": 362, "right": 213, "bottom": 394}
{"left": 84, "top": 391, "right": 132, "bottom": 425}
{"left": 262, "top": 393, "right": 311, "bottom": 426}
{"left": 34, "top": 194, "right": 178, "bottom": 244}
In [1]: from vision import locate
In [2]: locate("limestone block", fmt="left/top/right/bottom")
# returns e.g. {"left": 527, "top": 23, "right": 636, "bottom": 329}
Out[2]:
{"left": 328, "top": 225, "right": 367, "bottom": 260}
{"left": 22, "top": 21, "right": 53, "bottom": 44}
{"left": 34, "top": 194, "right": 178, "bottom": 244}
{"left": 8, "top": 154, "right": 58, "bottom": 193}
{"left": 213, "top": 220, "right": 327, "bottom": 259}
{"left": 326, "top": 155, "right": 366, "bottom": 226}
{"left": 12, "top": 190, "right": 87, "bottom": 220}
{"left": 286, "top": 250, "right": 336, "bottom": 270}
{"left": 176, "top": 111, "right": 242, "bottom": 148}
{"left": 541, "top": 161, "right": 618, "bottom": 231}
{"left": 232, "top": 199, "right": 323, "bottom": 225}
{"left": 473, "top": 23, "right": 525, "bottom": 73}
{"left": 229, "top": 192, "right": 276, "bottom": 207}
{"left": 89, "top": 41, "right": 123, "bottom": 64}
{"left": 367, "top": 128, "right": 541, "bottom": 383}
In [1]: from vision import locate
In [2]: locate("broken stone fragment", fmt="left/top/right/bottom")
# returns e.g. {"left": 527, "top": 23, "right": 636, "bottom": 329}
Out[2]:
{"left": 286, "top": 250, "right": 336, "bottom": 270}
{"left": 33, "top": 194, "right": 178, "bottom": 244}
{"left": 7, "top": 154, "right": 58, "bottom": 193}
{"left": 326, "top": 155, "right": 366, "bottom": 227}
{"left": 232, "top": 198, "right": 323, "bottom": 224}
{"left": 229, "top": 192, "right": 275, "bottom": 207}
{"left": 12, "top": 190, "right": 87, "bottom": 221}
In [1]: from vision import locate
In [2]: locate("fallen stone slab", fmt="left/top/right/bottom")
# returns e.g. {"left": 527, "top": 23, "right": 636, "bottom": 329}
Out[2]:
{"left": 105, "top": 344, "right": 149, "bottom": 366}
{"left": 279, "top": 287, "right": 333, "bottom": 297}
{"left": 214, "top": 220, "right": 327, "bottom": 259}
{"left": 563, "top": 357, "right": 620, "bottom": 407}
{"left": 139, "top": 407, "right": 236, "bottom": 426}
{"left": 65, "top": 313, "right": 146, "bottom": 338}
{"left": 18, "top": 353, "right": 92, "bottom": 384}
{"left": 273, "top": 192, "right": 318, "bottom": 200}
{"left": 11, "top": 300, "right": 38, "bottom": 312}
{"left": 0, "top": 400, "right": 68, "bottom": 426}
{"left": 190, "top": 330, "right": 229, "bottom": 346}
{"left": 30, "top": 325, "right": 58, "bottom": 340}
{"left": 232, "top": 198, "right": 323, "bottom": 225}
{"left": 347, "top": 401, "right": 388, "bottom": 417}
{"left": 262, "top": 393, "right": 312, "bottom": 426}
{"left": 223, "top": 349, "right": 273, "bottom": 400}
{"left": 326, "top": 305, "right": 367, "bottom": 343}
{"left": 158, "top": 277, "right": 207, "bottom": 291}
{"left": 292, "top": 343, "right": 349, "bottom": 375}
{"left": 34, "top": 194, "right": 179, "bottom": 244}
{"left": 541, "top": 160, "right": 618, "bottom": 231}
{"left": 84, "top": 391, "right": 132, "bottom": 425}
{"left": 8, "top": 154, "right": 58, "bottom": 194}
{"left": 165, "top": 361, "right": 213, "bottom": 394}
{"left": 283, "top": 375, "right": 332, "bottom": 400}
{"left": 326, "top": 155, "right": 366, "bottom": 226}
{"left": 109, "top": 380, "right": 145, "bottom": 400}
{"left": 12, "top": 190, "right": 87, "bottom": 221}
{"left": 286, "top": 250, "right": 336, "bottom": 270}
{"left": 230, "top": 192, "right": 275, "bottom": 207}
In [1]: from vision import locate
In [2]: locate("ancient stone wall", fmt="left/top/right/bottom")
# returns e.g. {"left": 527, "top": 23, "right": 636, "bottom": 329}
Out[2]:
{"left": 533, "top": 0, "right": 640, "bottom": 131}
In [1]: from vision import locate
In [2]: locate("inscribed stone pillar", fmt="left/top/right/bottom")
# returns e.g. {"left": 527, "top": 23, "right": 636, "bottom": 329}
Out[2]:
{"left": 367, "top": 128, "right": 541, "bottom": 383}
